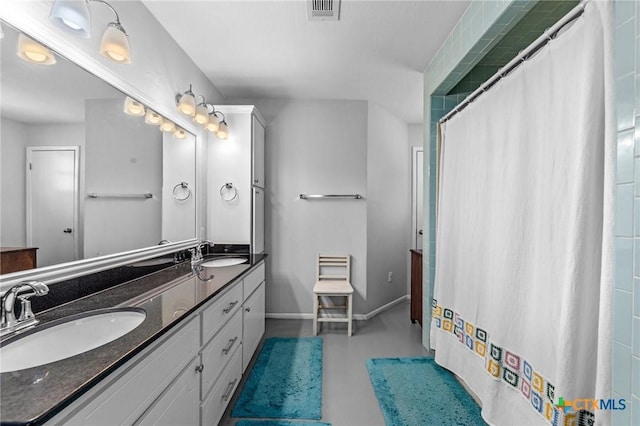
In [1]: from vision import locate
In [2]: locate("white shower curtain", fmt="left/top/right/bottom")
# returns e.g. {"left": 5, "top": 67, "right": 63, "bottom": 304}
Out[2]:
{"left": 431, "top": 2, "right": 615, "bottom": 425}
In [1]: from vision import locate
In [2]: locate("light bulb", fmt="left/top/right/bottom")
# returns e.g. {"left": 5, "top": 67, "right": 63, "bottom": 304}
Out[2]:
{"left": 217, "top": 121, "right": 229, "bottom": 140}
{"left": 144, "top": 110, "right": 163, "bottom": 125}
{"left": 173, "top": 127, "right": 187, "bottom": 139}
{"left": 206, "top": 114, "right": 220, "bottom": 133}
{"left": 123, "top": 97, "right": 145, "bottom": 116}
{"left": 100, "top": 23, "right": 131, "bottom": 64}
{"left": 49, "top": 0, "right": 91, "bottom": 38}
{"left": 17, "top": 34, "right": 57, "bottom": 65}
{"left": 193, "top": 104, "right": 209, "bottom": 125}
{"left": 160, "top": 120, "right": 176, "bottom": 133}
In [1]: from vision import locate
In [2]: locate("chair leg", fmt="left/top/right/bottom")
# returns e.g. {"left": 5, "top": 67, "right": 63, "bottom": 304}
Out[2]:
{"left": 347, "top": 294, "right": 353, "bottom": 336}
{"left": 313, "top": 293, "right": 319, "bottom": 336}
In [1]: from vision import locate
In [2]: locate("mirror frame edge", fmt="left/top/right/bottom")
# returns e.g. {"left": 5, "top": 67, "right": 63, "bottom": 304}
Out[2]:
{"left": 0, "top": 8, "right": 204, "bottom": 290}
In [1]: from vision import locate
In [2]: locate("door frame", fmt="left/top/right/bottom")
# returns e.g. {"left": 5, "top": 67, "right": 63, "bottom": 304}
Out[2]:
{"left": 26, "top": 146, "right": 80, "bottom": 262}
{"left": 411, "top": 146, "right": 424, "bottom": 251}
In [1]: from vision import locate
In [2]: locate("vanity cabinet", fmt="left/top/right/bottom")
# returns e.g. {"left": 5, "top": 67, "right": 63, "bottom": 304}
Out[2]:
{"left": 48, "top": 261, "right": 266, "bottom": 426}
{"left": 207, "top": 105, "right": 266, "bottom": 254}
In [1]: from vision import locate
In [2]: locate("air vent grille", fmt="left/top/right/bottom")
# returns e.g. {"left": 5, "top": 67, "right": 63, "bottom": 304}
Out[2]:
{"left": 307, "top": 0, "right": 341, "bottom": 21}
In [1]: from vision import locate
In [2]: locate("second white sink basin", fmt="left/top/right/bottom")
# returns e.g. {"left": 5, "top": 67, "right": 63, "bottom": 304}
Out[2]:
{"left": 0, "top": 308, "right": 146, "bottom": 373}
{"left": 201, "top": 257, "right": 247, "bottom": 267}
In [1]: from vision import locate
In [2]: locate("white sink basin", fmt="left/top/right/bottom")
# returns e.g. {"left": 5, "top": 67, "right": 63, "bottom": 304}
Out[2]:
{"left": 0, "top": 308, "right": 146, "bottom": 373}
{"left": 201, "top": 257, "right": 247, "bottom": 267}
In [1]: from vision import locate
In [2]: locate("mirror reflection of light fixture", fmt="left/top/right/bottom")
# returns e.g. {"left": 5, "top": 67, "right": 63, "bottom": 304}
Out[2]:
{"left": 176, "top": 85, "right": 196, "bottom": 117}
{"left": 144, "top": 109, "right": 163, "bottom": 125}
{"left": 17, "top": 34, "right": 57, "bottom": 65}
{"left": 160, "top": 120, "right": 176, "bottom": 133}
{"left": 49, "top": 0, "right": 131, "bottom": 64}
{"left": 123, "top": 96, "right": 145, "bottom": 116}
{"left": 173, "top": 127, "right": 187, "bottom": 139}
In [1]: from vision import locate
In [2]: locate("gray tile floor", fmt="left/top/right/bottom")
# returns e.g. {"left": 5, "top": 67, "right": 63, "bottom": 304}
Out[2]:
{"left": 220, "top": 300, "right": 431, "bottom": 426}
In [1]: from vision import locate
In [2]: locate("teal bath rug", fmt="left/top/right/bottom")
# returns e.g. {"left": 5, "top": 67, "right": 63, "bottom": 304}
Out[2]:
{"left": 366, "top": 357, "right": 486, "bottom": 426}
{"left": 232, "top": 337, "right": 323, "bottom": 420}
{"left": 235, "top": 421, "right": 330, "bottom": 426}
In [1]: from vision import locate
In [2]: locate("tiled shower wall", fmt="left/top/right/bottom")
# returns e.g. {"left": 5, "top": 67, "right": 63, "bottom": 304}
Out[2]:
{"left": 614, "top": 1, "right": 640, "bottom": 425}
{"left": 425, "top": 1, "right": 638, "bottom": 424}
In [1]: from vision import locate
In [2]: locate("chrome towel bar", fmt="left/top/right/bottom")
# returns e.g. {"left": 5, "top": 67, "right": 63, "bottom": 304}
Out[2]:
{"left": 299, "top": 194, "right": 362, "bottom": 200}
{"left": 87, "top": 192, "right": 153, "bottom": 199}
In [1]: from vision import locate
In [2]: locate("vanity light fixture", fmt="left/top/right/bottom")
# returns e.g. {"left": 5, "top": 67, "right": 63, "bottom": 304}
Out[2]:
{"left": 144, "top": 109, "right": 163, "bottom": 126}
{"left": 217, "top": 116, "right": 229, "bottom": 140}
{"left": 49, "top": 0, "right": 131, "bottom": 64}
{"left": 173, "top": 127, "right": 187, "bottom": 139}
{"left": 160, "top": 120, "right": 176, "bottom": 133}
{"left": 193, "top": 97, "right": 210, "bottom": 125}
{"left": 123, "top": 96, "right": 145, "bottom": 116}
{"left": 17, "top": 34, "right": 57, "bottom": 65}
{"left": 205, "top": 111, "right": 220, "bottom": 133}
{"left": 176, "top": 85, "right": 196, "bottom": 117}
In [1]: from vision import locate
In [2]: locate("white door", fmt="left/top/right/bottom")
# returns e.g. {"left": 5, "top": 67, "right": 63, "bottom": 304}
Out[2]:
{"left": 27, "top": 146, "right": 79, "bottom": 267}
{"left": 412, "top": 147, "right": 424, "bottom": 250}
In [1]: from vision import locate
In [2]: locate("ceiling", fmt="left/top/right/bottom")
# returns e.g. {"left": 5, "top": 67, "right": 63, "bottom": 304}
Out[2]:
{"left": 142, "top": 0, "right": 471, "bottom": 124}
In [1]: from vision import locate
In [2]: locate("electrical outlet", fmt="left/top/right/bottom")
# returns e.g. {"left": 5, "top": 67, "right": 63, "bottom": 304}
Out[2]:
{"left": 388, "top": 272, "right": 393, "bottom": 283}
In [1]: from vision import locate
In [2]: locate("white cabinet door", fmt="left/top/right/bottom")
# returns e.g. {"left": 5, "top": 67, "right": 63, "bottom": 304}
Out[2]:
{"left": 201, "top": 347, "right": 242, "bottom": 426}
{"left": 252, "top": 115, "right": 265, "bottom": 188}
{"left": 252, "top": 187, "right": 264, "bottom": 254}
{"left": 242, "top": 281, "right": 265, "bottom": 372}
{"left": 135, "top": 357, "right": 200, "bottom": 426}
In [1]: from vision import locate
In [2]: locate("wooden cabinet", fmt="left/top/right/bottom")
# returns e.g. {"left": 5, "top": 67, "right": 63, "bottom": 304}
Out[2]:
{"left": 410, "top": 249, "right": 423, "bottom": 326}
{"left": 207, "top": 105, "right": 266, "bottom": 254}
{"left": 0, "top": 247, "right": 38, "bottom": 273}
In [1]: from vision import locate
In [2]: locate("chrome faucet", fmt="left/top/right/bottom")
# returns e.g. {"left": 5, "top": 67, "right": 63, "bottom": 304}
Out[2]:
{"left": 191, "top": 241, "right": 214, "bottom": 282}
{"left": 1, "top": 281, "right": 49, "bottom": 337}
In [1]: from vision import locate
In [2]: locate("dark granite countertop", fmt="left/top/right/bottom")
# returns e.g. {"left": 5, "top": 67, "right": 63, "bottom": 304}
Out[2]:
{"left": 0, "top": 253, "right": 266, "bottom": 425}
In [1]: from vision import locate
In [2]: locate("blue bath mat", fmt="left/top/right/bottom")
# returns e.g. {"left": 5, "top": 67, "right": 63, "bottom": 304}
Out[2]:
{"left": 235, "top": 421, "right": 330, "bottom": 426}
{"left": 366, "top": 357, "right": 486, "bottom": 426}
{"left": 232, "top": 337, "right": 323, "bottom": 420}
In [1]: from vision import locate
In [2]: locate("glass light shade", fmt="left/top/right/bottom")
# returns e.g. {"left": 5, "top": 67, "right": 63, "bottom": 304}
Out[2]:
{"left": 123, "top": 96, "right": 145, "bottom": 116}
{"left": 160, "top": 120, "right": 176, "bottom": 133}
{"left": 144, "top": 110, "right": 163, "bottom": 125}
{"left": 100, "top": 24, "right": 131, "bottom": 64}
{"left": 193, "top": 104, "right": 209, "bottom": 125}
{"left": 17, "top": 34, "right": 57, "bottom": 65}
{"left": 206, "top": 114, "right": 220, "bottom": 133}
{"left": 49, "top": 0, "right": 91, "bottom": 38}
{"left": 177, "top": 92, "right": 196, "bottom": 117}
{"left": 173, "top": 128, "right": 187, "bottom": 139}
{"left": 217, "top": 121, "right": 229, "bottom": 140}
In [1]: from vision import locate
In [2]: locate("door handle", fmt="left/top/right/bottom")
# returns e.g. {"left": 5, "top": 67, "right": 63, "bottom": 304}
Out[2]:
{"left": 63, "top": 228, "right": 73, "bottom": 233}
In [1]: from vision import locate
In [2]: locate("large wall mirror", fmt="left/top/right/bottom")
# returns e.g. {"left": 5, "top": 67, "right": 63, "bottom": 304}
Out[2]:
{"left": 0, "top": 21, "right": 198, "bottom": 284}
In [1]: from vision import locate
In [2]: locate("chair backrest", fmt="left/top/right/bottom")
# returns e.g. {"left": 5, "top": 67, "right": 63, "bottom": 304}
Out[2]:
{"left": 316, "top": 254, "right": 350, "bottom": 282}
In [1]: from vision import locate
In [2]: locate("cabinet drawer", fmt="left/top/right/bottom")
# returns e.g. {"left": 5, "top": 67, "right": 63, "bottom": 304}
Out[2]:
{"left": 202, "top": 282, "right": 242, "bottom": 344}
{"left": 243, "top": 262, "right": 265, "bottom": 300}
{"left": 201, "top": 346, "right": 242, "bottom": 426}
{"left": 62, "top": 317, "right": 199, "bottom": 425}
{"left": 201, "top": 308, "right": 242, "bottom": 399}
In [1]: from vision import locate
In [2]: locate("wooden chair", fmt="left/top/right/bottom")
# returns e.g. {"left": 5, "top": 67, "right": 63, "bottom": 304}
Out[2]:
{"left": 313, "top": 254, "right": 353, "bottom": 336}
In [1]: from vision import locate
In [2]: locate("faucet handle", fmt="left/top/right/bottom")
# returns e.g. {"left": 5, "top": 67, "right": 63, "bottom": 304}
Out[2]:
{"left": 17, "top": 296, "right": 36, "bottom": 322}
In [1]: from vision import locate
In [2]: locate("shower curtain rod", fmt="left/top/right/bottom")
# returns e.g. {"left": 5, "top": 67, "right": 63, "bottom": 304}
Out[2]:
{"left": 439, "top": 0, "right": 586, "bottom": 124}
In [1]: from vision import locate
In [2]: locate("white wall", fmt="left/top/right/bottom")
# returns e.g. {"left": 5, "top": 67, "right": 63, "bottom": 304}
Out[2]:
{"left": 84, "top": 98, "right": 161, "bottom": 257}
{"left": 233, "top": 98, "right": 369, "bottom": 314}
{"left": 366, "top": 103, "right": 412, "bottom": 311}
{"left": 0, "top": 118, "right": 84, "bottom": 247}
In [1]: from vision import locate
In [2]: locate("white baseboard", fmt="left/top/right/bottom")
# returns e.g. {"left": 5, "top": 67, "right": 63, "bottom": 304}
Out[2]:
{"left": 266, "top": 294, "right": 410, "bottom": 321}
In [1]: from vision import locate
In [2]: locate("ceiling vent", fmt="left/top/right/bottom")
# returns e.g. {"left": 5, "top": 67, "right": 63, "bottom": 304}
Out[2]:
{"left": 307, "top": 0, "right": 340, "bottom": 21}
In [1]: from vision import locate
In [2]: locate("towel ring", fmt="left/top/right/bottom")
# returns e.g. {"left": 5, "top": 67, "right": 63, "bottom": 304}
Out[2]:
{"left": 220, "top": 183, "right": 238, "bottom": 201}
{"left": 173, "top": 182, "right": 192, "bottom": 201}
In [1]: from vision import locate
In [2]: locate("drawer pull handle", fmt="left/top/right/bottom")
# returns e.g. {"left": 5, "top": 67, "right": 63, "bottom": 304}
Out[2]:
{"left": 222, "top": 337, "right": 239, "bottom": 355}
{"left": 195, "top": 364, "right": 204, "bottom": 373}
{"left": 223, "top": 301, "right": 238, "bottom": 313}
{"left": 222, "top": 378, "right": 238, "bottom": 401}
